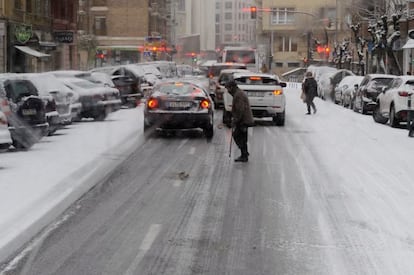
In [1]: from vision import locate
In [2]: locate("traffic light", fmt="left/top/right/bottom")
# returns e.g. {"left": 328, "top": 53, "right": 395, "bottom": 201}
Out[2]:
{"left": 96, "top": 50, "right": 105, "bottom": 60}
{"left": 250, "top": 6, "right": 257, "bottom": 19}
{"left": 191, "top": 52, "right": 197, "bottom": 63}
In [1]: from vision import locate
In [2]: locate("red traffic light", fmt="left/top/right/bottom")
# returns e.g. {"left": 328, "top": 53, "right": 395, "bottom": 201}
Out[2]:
{"left": 250, "top": 6, "right": 257, "bottom": 19}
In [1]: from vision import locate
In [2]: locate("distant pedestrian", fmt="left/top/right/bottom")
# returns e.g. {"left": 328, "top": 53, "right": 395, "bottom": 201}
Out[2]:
{"left": 261, "top": 63, "right": 269, "bottom": 73}
{"left": 302, "top": 71, "right": 318, "bottom": 115}
{"left": 225, "top": 80, "right": 254, "bottom": 162}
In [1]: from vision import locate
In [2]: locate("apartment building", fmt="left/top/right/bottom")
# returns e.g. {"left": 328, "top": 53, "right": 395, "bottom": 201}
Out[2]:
{"left": 78, "top": 0, "right": 150, "bottom": 68}
{"left": 215, "top": 0, "right": 256, "bottom": 49}
{"left": 260, "top": 0, "right": 346, "bottom": 74}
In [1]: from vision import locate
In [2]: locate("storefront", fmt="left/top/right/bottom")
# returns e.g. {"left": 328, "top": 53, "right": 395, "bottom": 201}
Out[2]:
{"left": 7, "top": 23, "right": 56, "bottom": 73}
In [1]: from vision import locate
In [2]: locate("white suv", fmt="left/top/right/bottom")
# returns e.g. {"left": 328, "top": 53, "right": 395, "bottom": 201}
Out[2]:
{"left": 223, "top": 72, "right": 287, "bottom": 126}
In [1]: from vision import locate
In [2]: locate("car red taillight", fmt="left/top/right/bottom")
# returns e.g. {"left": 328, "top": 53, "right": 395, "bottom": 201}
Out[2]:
{"left": 398, "top": 91, "right": 412, "bottom": 97}
{"left": 200, "top": 99, "right": 210, "bottom": 109}
{"left": 147, "top": 98, "right": 159, "bottom": 109}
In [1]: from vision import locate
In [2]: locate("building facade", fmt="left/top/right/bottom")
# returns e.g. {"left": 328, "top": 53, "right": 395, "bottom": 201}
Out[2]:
{"left": 0, "top": 0, "right": 58, "bottom": 73}
{"left": 78, "top": 0, "right": 150, "bottom": 68}
{"left": 215, "top": 0, "right": 256, "bottom": 49}
{"left": 52, "top": 0, "right": 79, "bottom": 70}
{"left": 260, "top": 0, "right": 348, "bottom": 74}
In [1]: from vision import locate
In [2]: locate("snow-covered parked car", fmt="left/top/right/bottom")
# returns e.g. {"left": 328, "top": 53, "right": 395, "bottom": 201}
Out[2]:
{"left": 17, "top": 73, "right": 74, "bottom": 134}
{"left": 354, "top": 74, "right": 396, "bottom": 114}
{"left": 334, "top": 75, "right": 364, "bottom": 108}
{"left": 373, "top": 75, "right": 414, "bottom": 127}
{"left": 56, "top": 77, "right": 121, "bottom": 121}
{"left": 0, "top": 76, "right": 49, "bottom": 149}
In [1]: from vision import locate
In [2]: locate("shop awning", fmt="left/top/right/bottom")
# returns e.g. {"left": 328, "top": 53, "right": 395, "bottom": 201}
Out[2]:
{"left": 403, "top": 39, "right": 414, "bottom": 49}
{"left": 14, "top": 45, "right": 50, "bottom": 58}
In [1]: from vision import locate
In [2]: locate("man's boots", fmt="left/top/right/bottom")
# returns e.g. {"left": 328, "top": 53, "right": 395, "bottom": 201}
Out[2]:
{"left": 235, "top": 147, "right": 249, "bottom": 162}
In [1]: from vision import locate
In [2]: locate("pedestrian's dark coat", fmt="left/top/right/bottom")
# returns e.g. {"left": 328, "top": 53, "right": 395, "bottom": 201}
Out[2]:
{"left": 231, "top": 88, "right": 254, "bottom": 127}
{"left": 303, "top": 76, "right": 318, "bottom": 100}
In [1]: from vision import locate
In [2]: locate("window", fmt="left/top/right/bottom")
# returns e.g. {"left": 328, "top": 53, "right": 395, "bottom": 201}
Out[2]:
{"left": 26, "top": 0, "right": 32, "bottom": 12}
{"left": 224, "top": 34, "right": 232, "bottom": 42}
{"left": 288, "top": 62, "right": 300, "bottom": 68}
{"left": 15, "top": 0, "right": 22, "bottom": 9}
{"left": 225, "top": 13, "right": 232, "bottom": 20}
{"left": 216, "top": 2, "right": 220, "bottom": 9}
{"left": 225, "top": 2, "right": 232, "bottom": 9}
{"left": 94, "top": 16, "right": 107, "bottom": 36}
{"left": 177, "top": 0, "right": 185, "bottom": 11}
{"left": 275, "top": 62, "right": 284, "bottom": 68}
{"left": 44, "top": 0, "right": 50, "bottom": 17}
{"left": 278, "top": 36, "right": 297, "bottom": 52}
{"left": 35, "top": 0, "right": 41, "bottom": 14}
{"left": 225, "top": 24, "right": 232, "bottom": 31}
{"left": 215, "top": 14, "right": 220, "bottom": 23}
{"left": 271, "top": 8, "right": 295, "bottom": 25}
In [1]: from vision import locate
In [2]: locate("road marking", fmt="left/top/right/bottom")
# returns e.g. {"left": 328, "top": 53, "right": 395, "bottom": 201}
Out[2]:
{"left": 124, "top": 224, "right": 162, "bottom": 275}
{"left": 189, "top": 146, "right": 196, "bottom": 155}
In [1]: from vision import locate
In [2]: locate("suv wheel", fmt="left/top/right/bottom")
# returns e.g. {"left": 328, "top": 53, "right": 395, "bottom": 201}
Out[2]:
{"left": 373, "top": 103, "right": 388, "bottom": 124}
{"left": 203, "top": 124, "right": 214, "bottom": 139}
{"left": 12, "top": 138, "right": 33, "bottom": 150}
{"left": 389, "top": 104, "right": 400, "bottom": 128}
{"left": 273, "top": 111, "right": 285, "bottom": 126}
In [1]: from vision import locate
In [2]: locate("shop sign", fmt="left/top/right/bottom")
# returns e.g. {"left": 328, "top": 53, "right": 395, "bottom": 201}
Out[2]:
{"left": 54, "top": 31, "right": 74, "bottom": 43}
{"left": 15, "top": 24, "right": 32, "bottom": 44}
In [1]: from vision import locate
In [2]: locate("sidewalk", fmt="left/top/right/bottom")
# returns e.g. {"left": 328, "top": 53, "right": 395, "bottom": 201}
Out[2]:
{"left": 0, "top": 107, "right": 144, "bottom": 264}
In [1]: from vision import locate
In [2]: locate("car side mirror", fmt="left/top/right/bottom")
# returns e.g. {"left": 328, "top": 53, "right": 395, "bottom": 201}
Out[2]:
{"left": 354, "top": 84, "right": 359, "bottom": 90}
{"left": 381, "top": 86, "right": 387, "bottom": 93}
{"left": 280, "top": 82, "right": 287, "bottom": 88}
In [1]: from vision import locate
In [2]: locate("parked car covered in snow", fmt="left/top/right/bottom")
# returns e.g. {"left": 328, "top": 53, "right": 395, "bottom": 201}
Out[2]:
{"left": 15, "top": 73, "right": 74, "bottom": 134}
{"left": 334, "top": 75, "right": 364, "bottom": 108}
{"left": 373, "top": 75, "right": 414, "bottom": 127}
{"left": 56, "top": 77, "right": 121, "bottom": 121}
{"left": 0, "top": 76, "right": 48, "bottom": 149}
{"left": 354, "top": 74, "right": 396, "bottom": 114}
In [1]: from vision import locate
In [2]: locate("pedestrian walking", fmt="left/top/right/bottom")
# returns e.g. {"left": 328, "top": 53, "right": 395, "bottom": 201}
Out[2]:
{"left": 302, "top": 71, "right": 318, "bottom": 114}
{"left": 225, "top": 80, "right": 254, "bottom": 162}
{"left": 261, "top": 63, "right": 269, "bottom": 73}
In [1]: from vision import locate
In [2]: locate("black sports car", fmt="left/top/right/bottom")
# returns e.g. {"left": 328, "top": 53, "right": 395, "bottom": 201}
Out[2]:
{"left": 144, "top": 81, "right": 214, "bottom": 138}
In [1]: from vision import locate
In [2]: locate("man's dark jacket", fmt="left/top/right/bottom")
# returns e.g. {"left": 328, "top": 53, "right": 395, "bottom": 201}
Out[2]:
{"left": 231, "top": 88, "right": 254, "bottom": 127}
{"left": 303, "top": 77, "right": 318, "bottom": 99}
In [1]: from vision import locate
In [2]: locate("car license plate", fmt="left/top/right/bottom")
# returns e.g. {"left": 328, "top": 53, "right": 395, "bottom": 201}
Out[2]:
{"left": 247, "top": 91, "right": 265, "bottom": 97}
{"left": 167, "top": 101, "right": 191, "bottom": 108}
{"left": 22, "top": 109, "right": 37, "bottom": 115}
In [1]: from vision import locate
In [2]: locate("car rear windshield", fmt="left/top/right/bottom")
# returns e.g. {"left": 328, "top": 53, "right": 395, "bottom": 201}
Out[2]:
{"left": 5, "top": 80, "right": 38, "bottom": 102}
{"left": 372, "top": 78, "right": 394, "bottom": 86}
{"left": 235, "top": 76, "right": 279, "bottom": 85}
{"left": 208, "top": 65, "right": 246, "bottom": 77}
{"left": 158, "top": 83, "right": 202, "bottom": 96}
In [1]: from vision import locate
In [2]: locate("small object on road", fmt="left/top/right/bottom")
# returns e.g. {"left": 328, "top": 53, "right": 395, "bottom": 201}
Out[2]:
{"left": 178, "top": 171, "right": 189, "bottom": 180}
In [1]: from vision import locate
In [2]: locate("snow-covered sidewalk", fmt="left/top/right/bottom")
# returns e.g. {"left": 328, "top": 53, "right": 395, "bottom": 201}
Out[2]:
{"left": 0, "top": 106, "right": 144, "bottom": 263}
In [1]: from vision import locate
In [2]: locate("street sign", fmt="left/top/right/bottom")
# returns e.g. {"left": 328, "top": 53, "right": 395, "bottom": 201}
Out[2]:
{"left": 143, "top": 51, "right": 151, "bottom": 57}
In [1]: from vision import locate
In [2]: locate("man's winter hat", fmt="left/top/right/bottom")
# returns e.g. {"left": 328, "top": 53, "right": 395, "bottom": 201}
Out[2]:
{"left": 225, "top": 80, "right": 238, "bottom": 89}
{"left": 305, "top": 71, "right": 313, "bottom": 77}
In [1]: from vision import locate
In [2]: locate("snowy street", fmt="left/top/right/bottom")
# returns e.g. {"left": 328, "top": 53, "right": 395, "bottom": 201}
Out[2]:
{"left": 1, "top": 86, "right": 414, "bottom": 274}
